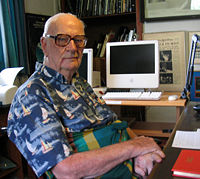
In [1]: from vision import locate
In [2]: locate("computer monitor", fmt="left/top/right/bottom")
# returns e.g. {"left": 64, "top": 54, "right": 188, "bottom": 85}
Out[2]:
{"left": 78, "top": 48, "right": 93, "bottom": 86}
{"left": 106, "top": 40, "right": 159, "bottom": 89}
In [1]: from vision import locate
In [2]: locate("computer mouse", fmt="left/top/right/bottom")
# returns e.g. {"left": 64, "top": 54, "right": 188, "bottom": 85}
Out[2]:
{"left": 193, "top": 104, "right": 200, "bottom": 113}
{"left": 168, "top": 95, "right": 178, "bottom": 101}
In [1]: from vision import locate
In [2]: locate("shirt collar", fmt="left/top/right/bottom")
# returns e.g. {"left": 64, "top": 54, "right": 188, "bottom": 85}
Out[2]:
{"left": 35, "top": 62, "right": 79, "bottom": 84}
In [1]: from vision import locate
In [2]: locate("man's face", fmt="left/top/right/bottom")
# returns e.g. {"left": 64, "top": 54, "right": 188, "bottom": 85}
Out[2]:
{"left": 41, "top": 15, "right": 85, "bottom": 77}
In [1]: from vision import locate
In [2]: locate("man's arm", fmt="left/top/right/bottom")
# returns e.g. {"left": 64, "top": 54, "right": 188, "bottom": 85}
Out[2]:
{"left": 51, "top": 136, "right": 165, "bottom": 179}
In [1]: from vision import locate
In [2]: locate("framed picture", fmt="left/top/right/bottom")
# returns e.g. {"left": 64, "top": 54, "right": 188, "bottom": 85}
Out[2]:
{"left": 26, "top": 13, "right": 49, "bottom": 74}
{"left": 140, "top": 0, "right": 200, "bottom": 22}
{"left": 143, "top": 31, "right": 188, "bottom": 92}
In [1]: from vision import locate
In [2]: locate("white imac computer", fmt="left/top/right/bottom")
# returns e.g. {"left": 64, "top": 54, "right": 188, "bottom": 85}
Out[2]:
{"left": 78, "top": 48, "right": 93, "bottom": 86}
{"left": 106, "top": 40, "right": 159, "bottom": 90}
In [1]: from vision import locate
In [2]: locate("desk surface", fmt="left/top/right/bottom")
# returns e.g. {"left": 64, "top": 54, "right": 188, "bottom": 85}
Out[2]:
{"left": 104, "top": 92, "right": 186, "bottom": 107}
{"left": 147, "top": 102, "right": 200, "bottom": 179}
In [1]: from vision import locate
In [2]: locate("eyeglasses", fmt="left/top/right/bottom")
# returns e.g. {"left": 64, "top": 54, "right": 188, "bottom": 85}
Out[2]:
{"left": 46, "top": 34, "right": 87, "bottom": 48}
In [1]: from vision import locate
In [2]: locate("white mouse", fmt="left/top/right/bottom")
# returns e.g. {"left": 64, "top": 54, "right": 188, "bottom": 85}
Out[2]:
{"left": 168, "top": 95, "right": 178, "bottom": 101}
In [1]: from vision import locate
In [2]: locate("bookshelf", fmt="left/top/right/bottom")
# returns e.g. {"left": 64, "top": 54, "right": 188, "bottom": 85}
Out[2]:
{"left": 61, "top": 0, "right": 143, "bottom": 86}
{"left": 61, "top": 0, "right": 143, "bottom": 47}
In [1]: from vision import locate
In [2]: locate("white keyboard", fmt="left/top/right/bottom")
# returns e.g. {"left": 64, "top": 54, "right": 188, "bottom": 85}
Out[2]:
{"left": 102, "top": 91, "right": 162, "bottom": 100}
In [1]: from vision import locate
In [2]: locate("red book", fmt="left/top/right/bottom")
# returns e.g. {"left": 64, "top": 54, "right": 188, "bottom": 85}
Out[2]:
{"left": 171, "top": 149, "right": 200, "bottom": 178}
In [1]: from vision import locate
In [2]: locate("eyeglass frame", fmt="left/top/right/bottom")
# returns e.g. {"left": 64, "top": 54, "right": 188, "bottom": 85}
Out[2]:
{"left": 45, "top": 34, "right": 88, "bottom": 48}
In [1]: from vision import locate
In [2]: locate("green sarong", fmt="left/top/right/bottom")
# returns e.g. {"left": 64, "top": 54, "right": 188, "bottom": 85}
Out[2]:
{"left": 72, "top": 120, "right": 137, "bottom": 179}
{"left": 45, "top": 120, "right": 139, "bottom": 179}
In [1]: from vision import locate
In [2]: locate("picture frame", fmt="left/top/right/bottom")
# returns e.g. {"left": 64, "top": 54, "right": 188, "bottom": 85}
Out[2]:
{"left": 140, "top": 0, "right": 200, "bottom": 22}
{"left": 25, "top": 13, "right": 49, "bottom": 74}
{"left": 143, "top": 31, "right": 188, "bottom": 92}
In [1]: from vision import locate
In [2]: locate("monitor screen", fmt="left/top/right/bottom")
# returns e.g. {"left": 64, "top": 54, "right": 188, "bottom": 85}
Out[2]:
{"left": 106, "top": 40, "right": 159, "bottom": 89}
{"left": 78, "top": 48, "right": 93, "bottom": 86}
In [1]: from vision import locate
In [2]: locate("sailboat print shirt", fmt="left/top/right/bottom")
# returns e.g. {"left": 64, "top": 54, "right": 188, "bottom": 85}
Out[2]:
{"left": 7, "top": 62, "right": 117, "bottom": 177}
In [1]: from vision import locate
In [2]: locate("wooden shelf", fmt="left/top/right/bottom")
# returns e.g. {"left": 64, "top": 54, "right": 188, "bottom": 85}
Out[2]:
{"left": 80, "top": 12, "right": 136, "bottom": 20}
{"left": 132, "top": 121, "right": 175, "bottom": 138}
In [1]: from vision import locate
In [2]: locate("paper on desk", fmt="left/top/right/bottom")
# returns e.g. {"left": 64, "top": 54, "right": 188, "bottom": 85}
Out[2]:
{"left": 0, "top": 67, "right": 24, "bottom": 86}
{"left": 172, "top": 130, "right": 200, "bottom": 149}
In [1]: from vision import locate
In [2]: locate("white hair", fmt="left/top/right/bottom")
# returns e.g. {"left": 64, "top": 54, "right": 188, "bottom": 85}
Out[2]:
{"left": 42, "top": 13, "right": 85, "bottom": 37}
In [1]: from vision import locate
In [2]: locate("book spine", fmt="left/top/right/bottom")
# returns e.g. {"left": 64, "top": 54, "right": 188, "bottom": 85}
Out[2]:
{"left": 65, "top": 0, "right": 74, "bottom": 13}
{"left": 82, "top": 0, "right": 87, "bottom": 17}
{"left": 98, "top": 0, "right": 102, "bottom": 15}
{"left": 130, "top": 0, "right": 135, "bottom": 12}
{"left": 117, "top": 0, "right": 122, "bottom": 14}
{"left": 88, "top": 0, "right": 93, "bottom": 16}
{"left": 100, "top": 31, "right": 115, "bottom": 57}
{"left": 122, "top": 0, "right": 125, "bottom": 13}
{"left": 86, "top": 0, "right": 90, "bottom": 16}
{"left": 75, "top": 0, "right": 80, "bottom": 16}
{"left": 125, "top": 0, "right": 128, "bottom": 12}
{"left": 100, "top": 34, "right": 109, "bottom": 57}
{"left": 93, "top": 0, "right": 98, "bottom": 16}
{"left": 79, "top": 0, "right": 84, "bottom": 17}
{"left": 107, "top": 0, "right": 111, "bottom": 15}
{"left": 112, "top": 0, "right": 116, "bottom": 14}
{"left": 104, "top": 0, "right": 108, "bottom": 15}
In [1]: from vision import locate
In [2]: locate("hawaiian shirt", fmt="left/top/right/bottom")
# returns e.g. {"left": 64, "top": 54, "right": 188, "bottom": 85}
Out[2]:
{"left": 7, "top": 62, "right": 117, "bottom": 177}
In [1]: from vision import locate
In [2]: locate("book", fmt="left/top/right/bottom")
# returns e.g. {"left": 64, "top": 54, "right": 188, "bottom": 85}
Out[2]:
{"left": 99, "top": 31, "right": 115, "bottom": 57}
{"left": 65, "top": 0, "right": 74, "bottom": 13}
{"left": 171, "top": 149, "right": 200, "bottom": 178}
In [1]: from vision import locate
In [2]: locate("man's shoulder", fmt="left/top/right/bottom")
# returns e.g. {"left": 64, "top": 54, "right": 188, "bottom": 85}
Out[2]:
{"left": 15, "top": 73, "right": 49, "bottom": 100}
{"left": 18, "top": 74, "right": 42, "bottom": 89}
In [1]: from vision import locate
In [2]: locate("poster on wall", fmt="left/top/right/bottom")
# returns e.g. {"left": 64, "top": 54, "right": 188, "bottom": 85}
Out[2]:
{"left": 143, "top": 31, "right": 188, "bottom": 91}
{"left": 26, "top": 13, "right": 50, "bottom": 74}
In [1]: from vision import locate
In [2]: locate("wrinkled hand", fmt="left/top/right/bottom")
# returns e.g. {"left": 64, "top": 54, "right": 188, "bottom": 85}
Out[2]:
{"left": 134, "top": 150, "right": 165, "bottom": 177}
{"left": 129, "top": 136, "right": 163, "bottom": 156}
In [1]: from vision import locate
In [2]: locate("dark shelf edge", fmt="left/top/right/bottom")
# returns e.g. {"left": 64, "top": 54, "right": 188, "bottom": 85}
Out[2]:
{"left": 80, "top": 12, "right": 136, "bottom": 20}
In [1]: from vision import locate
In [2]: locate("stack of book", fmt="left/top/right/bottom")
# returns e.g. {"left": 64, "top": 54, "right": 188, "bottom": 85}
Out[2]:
{"left": 65, "top": 0, "right": 136, "bottom": 17}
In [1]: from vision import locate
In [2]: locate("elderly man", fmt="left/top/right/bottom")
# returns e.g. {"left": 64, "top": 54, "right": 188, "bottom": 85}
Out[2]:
{"left": 7, "top": 13, "right": 165, "bottom": 179}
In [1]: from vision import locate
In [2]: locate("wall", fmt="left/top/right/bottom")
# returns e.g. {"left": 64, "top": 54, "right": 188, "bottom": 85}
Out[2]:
{"left": 144, "top": 19, "right": 200, "bottom": 123}
{"left": 143, "top": 19, "right": 200, "bottom": 33}
{"left": 24, "top": 0, "right": 60, "bottom": 16}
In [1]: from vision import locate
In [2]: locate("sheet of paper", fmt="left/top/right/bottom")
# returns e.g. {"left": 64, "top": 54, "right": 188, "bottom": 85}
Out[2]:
{"left": 0, "top": 67, "right": 24, "bottom": 86}
{"left": 172, "top": 130, "right": 200, "bottom": 149}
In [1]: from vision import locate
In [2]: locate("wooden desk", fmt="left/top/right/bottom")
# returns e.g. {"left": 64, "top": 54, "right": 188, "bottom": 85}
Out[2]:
{"left": 105, "top": 92, "right": 187, "bottom": 121}
{"left": 147, "top": 102, "right": 200, "bottom": 179}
